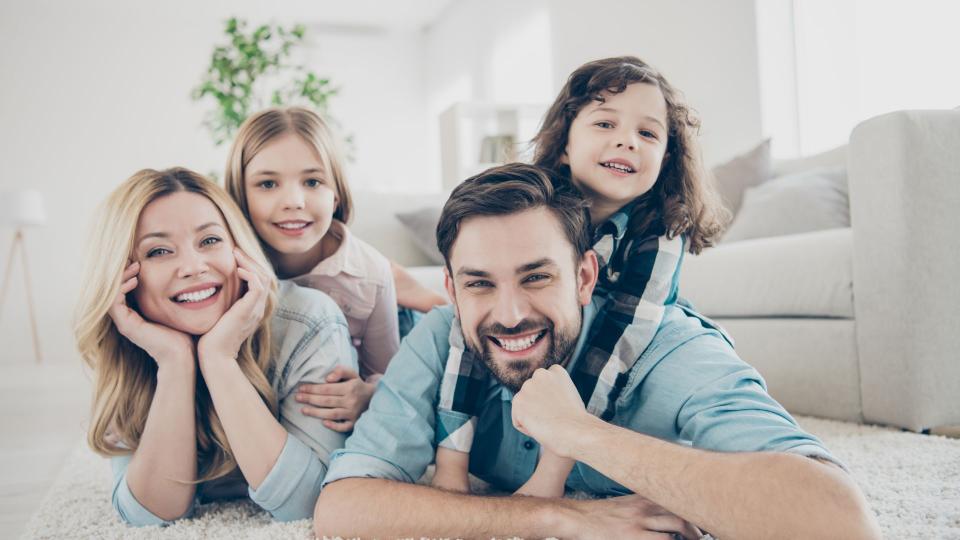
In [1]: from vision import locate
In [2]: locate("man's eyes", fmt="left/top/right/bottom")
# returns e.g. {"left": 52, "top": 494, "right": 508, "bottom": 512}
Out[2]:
{"left": 523, "top": 273, "right": 551, "bottom": 284}
{"left": 465, "top": 280, "right": 493, "bottom": 289}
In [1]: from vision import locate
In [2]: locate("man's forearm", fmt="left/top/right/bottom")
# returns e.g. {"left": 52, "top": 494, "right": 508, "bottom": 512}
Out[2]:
{"left": 566, "top": 415, "right": 880, "bottom": 540}
{"left": 314, "top": 478, "right": 565, "bottom": 539}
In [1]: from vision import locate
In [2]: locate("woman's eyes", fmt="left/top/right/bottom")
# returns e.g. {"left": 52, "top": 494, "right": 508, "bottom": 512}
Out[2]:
{"left": 639, "top": 129, "right": 659, "bottom": 140}
{"left": 595, "top": 121, "right": 614, "bottom": 129}
{"left": 145, "top": 247, "right": 171, "bottom": 258}
{"left": 257, "top": 180, "right": 277, "bottom": 189}
{"left": 304, "top": 178, "right": 323, "bottom": 188}
{"left": 200, "top": 236, "right": 222, "bottom": 248}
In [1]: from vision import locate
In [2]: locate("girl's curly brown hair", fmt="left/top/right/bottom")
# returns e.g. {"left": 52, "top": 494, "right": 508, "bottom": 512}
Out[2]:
{"left": 532, "top": 56, "right": 728, "bottom": 254}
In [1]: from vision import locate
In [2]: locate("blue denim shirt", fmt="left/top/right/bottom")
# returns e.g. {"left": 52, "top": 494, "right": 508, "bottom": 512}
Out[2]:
{"left": 111, "top": 280, "right": 357, "bottom": 526}
{"left": 324, "top": 301, "right": 840, "bottom": 494}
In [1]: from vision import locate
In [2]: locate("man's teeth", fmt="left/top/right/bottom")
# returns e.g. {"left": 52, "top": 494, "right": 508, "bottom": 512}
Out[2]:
{"left": 602, "top": 162, "right": 635, "bottom": 173}
{"left": 277, "top": 222, "right": 308, "bottom": 230}
{"left": 175, "top": 287, "right": 217, "bottom": 303}
{"left": 497, "top": 332, "right": 543, "bottom": 352}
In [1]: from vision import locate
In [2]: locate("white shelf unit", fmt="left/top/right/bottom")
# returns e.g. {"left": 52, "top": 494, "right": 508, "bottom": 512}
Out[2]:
{"left": 438, "top": 102, "right": 549, "bottom": 191}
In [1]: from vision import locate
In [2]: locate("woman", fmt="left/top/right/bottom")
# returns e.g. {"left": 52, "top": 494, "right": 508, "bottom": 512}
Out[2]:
{"left": 74, "top": 167, "right": 356, "bottom": 526}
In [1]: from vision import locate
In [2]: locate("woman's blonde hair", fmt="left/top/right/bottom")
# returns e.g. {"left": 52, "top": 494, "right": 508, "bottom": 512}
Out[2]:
{"left": 74, "top": 167, "right": 278, "bottom": 482}
{"left": 223, "top": 106, "right": 353, "bottom": 228}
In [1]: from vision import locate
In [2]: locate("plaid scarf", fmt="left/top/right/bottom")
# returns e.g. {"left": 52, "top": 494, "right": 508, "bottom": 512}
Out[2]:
{"left": 435, "top": 231, "right": 684, "bottom": 451}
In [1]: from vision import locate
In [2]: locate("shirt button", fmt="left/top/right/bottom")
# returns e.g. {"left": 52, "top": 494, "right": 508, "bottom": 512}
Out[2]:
{"left": 523, "top": 440, "right": 535, "bottom": 450}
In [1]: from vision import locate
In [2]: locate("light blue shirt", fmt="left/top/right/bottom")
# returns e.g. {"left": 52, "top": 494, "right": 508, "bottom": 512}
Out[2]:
{"left": 324, "top": 300, "right": 841, "bottom": 494}
{"left": 112, "top": 281, "right": 357, "bottom": 526}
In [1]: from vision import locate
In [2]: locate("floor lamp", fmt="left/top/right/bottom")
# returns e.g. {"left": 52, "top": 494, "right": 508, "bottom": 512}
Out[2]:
{"left": 0, "top": 189, "right": 46, "bottom": 363}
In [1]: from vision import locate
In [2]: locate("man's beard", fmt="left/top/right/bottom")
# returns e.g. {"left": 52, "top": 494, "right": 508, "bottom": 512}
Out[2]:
{"left": 474, "top": 312, "right": 581, "bottom": 393}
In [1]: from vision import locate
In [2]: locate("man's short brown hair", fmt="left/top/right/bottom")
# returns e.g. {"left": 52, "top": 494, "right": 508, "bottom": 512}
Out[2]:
{"left": 436, "top": 163, "right": 591, "bottom": 269}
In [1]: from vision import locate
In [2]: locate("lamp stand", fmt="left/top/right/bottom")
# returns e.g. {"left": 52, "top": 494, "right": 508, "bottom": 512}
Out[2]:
{"left": 0, "top": 229, "right": 42, "bottom": 363}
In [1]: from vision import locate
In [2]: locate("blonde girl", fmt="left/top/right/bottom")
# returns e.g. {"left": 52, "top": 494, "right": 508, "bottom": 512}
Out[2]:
{"left": 75, "top": 168, "right": 356, "bottom": 525}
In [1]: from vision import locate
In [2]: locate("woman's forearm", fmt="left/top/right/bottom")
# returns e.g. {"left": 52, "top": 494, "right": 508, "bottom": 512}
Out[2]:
{"left": 199, "top": 356, "right": 287, "bottom": 490}
{"left": 125, "top": 360, "right": 198, "bottom": 520}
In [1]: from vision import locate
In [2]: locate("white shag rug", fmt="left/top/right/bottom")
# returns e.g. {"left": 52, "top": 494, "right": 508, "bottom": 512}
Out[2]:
{"left": 21, "top": 416, "right": 960, "bottom": 540}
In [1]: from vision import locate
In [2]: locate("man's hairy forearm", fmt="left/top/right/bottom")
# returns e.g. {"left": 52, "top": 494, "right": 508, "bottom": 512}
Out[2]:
{"left": 314, "top": 478, "right": 568, "bottom": 538}
{"left": 567, "top": 415, "right": 881, "bottom": 540}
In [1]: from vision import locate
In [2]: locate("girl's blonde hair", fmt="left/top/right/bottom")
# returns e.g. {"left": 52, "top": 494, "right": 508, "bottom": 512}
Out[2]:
{"left": 533, "top": 56, "right": 729, "bottom": 254}
{"left": 74, "top": 167, "right": 278, "bottom": 482}
{"left": 224, "top": 106, "right": 353, "bottom": 227}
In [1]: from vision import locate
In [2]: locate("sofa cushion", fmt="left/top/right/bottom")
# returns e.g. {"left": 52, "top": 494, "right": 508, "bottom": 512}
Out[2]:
{"left": 679, "top": 228, "right": 853, "bottom": 318}
{"left": 396, "top": 206, "right": 445, "bottom": 264}
{"left": 722, "top": 167, "right": 849, "bottom": 243}
{"left": 711, "top": 139, "right": 772, "bottom": 216}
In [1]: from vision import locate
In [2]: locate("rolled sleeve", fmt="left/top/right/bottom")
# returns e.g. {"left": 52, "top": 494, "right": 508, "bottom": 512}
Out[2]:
{"left": 248, "top": 434, "right": 328, "bottom": 521}
{"left": 110, "top": 455, "right": 193, "bottom": 527}
{"left": 323, "top": 306, "right": 453, "bottom": 487}
{"left": 618, "top": 308, "right": 844, "bottom": 469}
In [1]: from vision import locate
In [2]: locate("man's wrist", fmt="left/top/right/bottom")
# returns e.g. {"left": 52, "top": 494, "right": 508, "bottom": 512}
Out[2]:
{"left": 556, "top": 413, "right": 607, "bottom": 459}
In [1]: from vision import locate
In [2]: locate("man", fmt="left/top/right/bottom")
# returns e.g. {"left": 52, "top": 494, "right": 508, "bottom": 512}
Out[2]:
{"left": 313, "top": 164, "right": 880, "bottom": 539}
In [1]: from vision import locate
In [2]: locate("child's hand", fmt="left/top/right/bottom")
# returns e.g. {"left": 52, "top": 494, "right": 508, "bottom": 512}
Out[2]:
{"left": 296, "top": 366, "right": 377, "bottom": 432}
{"left": 197, "top": 248, "right": 269, "bottom": 362}
{"left": 108, "top": 261, "right": 194, "bottom": 366}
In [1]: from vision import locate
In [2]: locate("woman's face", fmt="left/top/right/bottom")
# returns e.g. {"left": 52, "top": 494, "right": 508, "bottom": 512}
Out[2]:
{"left": 131, "top": 191, "right": 242, "bottom": 336}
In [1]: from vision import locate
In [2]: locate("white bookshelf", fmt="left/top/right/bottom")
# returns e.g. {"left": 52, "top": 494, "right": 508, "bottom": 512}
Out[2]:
{"left": 438, "top": 102, "right": 548, "bottom": 190}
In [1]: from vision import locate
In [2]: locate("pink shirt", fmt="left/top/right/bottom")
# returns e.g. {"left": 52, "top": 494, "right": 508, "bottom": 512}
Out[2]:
{"left": 291, "top": 220, "right": 399, "bottom": 378}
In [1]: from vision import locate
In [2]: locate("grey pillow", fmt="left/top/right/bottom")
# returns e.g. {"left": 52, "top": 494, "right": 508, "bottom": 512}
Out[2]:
{"left": 711, "top": 139, "right": 772, "bottom": 217}
{"left": 722, "top": 166, "right": 849, "bottom": 243}
{"left": 396, "top": 206, "right": 444, "bottom": 264}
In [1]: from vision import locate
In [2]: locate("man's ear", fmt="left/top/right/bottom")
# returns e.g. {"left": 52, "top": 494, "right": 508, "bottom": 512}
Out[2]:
{"left": 577, "top": 250, "right": 599, "bottom": 306}
{"left": 443, "top": 266, "right": 458, "bottom": 307}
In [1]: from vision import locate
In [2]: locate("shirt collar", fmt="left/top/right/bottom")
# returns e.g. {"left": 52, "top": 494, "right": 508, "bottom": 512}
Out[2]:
{"left": 305, "top": 220, "right": 365, "bottom": 278}
{"left": 592, "top": 202, "right": 634, "bottom": 245}
{"left": 497, "top": 298, "right": 602, "bottom": 401}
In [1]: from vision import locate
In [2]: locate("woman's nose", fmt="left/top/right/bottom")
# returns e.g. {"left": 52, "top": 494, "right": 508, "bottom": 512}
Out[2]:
{"left": 176, "top": 250, "right": 210, "bottom": 279}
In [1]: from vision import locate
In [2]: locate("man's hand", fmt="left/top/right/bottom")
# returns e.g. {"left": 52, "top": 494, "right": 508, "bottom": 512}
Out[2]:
{"left": 511, "top": 364, "right": 594, "bottom": 458}
{"left": 557, "top": 494, "right": 703, "bottom": 540}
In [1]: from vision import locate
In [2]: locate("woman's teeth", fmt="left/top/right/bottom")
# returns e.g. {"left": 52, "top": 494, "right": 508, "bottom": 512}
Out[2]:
{"left": 175, "top": 287, "right": 217, "bottom": 303}
{"left": 602, "top": 162, "right": 635, "bottom": 173}
{"left": 277, "top": 222, "right": 309, "bottom": 230}
{"left": 495, "top": 331, "right": 545, "bottom": 352}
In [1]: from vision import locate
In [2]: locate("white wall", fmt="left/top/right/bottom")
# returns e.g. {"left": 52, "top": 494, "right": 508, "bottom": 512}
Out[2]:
{"left": 423, "top": 0, "right": 553, "bottom": 188}
{"left": 424, "top": 0, "right": 765, "bottom": 169}
{"left": 548, "top": 0, "right": 764, "bottom": 167}
{"left": 0, "top": 0, "right": 429, "bottom": 363}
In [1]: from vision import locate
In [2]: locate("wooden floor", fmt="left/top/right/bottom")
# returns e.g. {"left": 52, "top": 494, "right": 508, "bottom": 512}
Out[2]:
{"left": 0, "top": 358, "right": 91, "bottom": 539}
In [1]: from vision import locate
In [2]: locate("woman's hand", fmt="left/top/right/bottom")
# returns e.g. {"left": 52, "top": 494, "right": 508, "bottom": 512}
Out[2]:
{"left": 198, "top": 248, "right": 270, "bottom": 363}
{"left": 296, "top": 366, "right": 378, "bottom": 432}
{"left": 108, "top": 261, "right": 194, "bottom": 366}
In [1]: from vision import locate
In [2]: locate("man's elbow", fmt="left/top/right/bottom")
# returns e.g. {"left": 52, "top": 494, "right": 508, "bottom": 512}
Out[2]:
{"left": 817, "top": 467, "right": 882, "bottom": 540}
{"left": 313, "top": 479, "right": 364, "bottom": 537}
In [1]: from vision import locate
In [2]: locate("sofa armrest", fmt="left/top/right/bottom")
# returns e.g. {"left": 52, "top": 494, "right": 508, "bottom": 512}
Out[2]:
{"left": 848, "top": 109, "right": 960, "bottom": 430}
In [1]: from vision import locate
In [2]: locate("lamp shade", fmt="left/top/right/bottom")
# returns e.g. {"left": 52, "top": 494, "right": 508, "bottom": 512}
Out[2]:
{"left": 0, "top": 189, "right": 46, "bottom": 227}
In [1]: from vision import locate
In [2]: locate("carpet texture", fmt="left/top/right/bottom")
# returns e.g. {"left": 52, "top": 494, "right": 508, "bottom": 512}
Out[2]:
{"left": 22, "top": 416, "right": 960, "bottom": 539}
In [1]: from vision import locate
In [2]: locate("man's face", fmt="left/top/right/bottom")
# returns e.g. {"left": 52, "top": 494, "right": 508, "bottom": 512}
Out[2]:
{"left": 444, "top": 207, "right": 598, "bottom": 391}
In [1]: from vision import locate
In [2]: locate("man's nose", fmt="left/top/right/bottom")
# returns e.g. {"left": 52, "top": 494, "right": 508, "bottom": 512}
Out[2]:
{"left": 491, "top": 288, "right": 530, "bottom": 329}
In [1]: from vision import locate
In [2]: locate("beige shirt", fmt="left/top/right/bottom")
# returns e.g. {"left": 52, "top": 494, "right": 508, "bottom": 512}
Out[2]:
{"left": 291, "top": 220, "right": 399, "bottom": 378}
